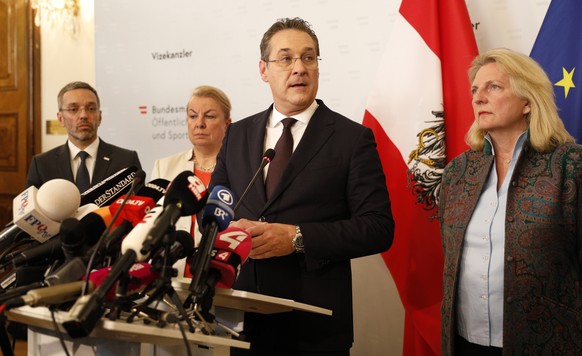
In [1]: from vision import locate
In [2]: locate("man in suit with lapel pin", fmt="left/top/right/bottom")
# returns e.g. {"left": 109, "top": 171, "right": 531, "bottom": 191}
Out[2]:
{"left": 26, "top": 81, "right": 142, "bottom": 191}
{"left": 211, "top": 18, "right": 395, "bottom": 356}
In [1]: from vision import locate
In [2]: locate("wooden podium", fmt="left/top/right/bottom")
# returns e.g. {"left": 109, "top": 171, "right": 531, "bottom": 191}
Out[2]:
{"left": 5, "top": 284, "right": 332, "bottom": 355}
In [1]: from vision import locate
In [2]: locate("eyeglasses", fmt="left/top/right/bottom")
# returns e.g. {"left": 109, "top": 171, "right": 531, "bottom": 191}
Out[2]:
{"left": 265, "top": 54, "right": 321, "bottom": 70}
{"left": 59, "top": 106, "right": 100, "bottom": 115}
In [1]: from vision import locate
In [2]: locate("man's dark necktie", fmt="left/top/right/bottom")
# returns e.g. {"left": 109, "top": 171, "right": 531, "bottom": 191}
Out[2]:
{"left": 76, "top": 151, "right": 91, "bottom": 193}
{"left": 265, "top": 118, "right": 297, "bottom": 199}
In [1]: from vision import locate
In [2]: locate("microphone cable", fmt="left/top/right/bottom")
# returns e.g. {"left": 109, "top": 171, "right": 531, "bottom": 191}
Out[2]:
{"left": 50, "top": 307, "right": 72, "bottom": 356}
{"left": 0, "top": 238, "right": 38, "bottom": 271}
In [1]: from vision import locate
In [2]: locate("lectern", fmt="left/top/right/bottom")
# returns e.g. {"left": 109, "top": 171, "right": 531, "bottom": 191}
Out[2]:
{"left": 5, "top": 282, "right": 332, "bottom": 356}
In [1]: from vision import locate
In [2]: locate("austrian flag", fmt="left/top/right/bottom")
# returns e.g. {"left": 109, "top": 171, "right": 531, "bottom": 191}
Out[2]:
{"left": 362, "top": 0, "right": 477, "bottom": 355}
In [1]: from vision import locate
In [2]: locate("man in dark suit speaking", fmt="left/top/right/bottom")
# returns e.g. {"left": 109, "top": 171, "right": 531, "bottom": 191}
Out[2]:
{"left": 211, "top": 18, "right": 395, "bottom": 355}
{"left": 26, "top": 81, "right": 141, "bottom": 190}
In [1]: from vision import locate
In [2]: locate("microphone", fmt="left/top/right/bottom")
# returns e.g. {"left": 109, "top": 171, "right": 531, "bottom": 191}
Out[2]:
{"left": 188, "top": 185, "right": 235, "bottom": 297}
{"left": 85, "top": 178, "right": 169, "bottom": 258}
{"left": 61, "top": 259, "right": 159, "bottom": 338}
{"left": 1, "top": 262, "right": 157, "bottom": 311}
{"left": 233, "top": 149, "right": 275, "bottom": 214}
{"left": 119, "top": 172, "right": 204, "bottom": 262}
{"left": 0, "top": 223, "right": 27, "bottom": 253}
{"left": 119, "top": 204, "right": 165, "bottom": 262}
{"left": 192, "top": 226, "right": 252, "bottom": 289}
{"left": 103, "top": 169, "right": 146, "bottom": 228}
{"left": 150, "top": 230, "right": 195, "bottom": 271}
{"left": 40, "top": 219, "right": 132, "bottom": 291}
{"left": 60, "top": 173, "right": 207, "bottom": 338}
{"left": 107, "top": 178, "right": 169, "bottom": 228}
{"left": 137, "top": 178, "right": 169, "bottom": 199}
{"left": 60, "top": 218, "right": 87, "bottom": 261}
{"left": 79, "top": 165, "right": 139, "bottom": 207}
{"left": 0, "top": 207, "right": 114, "bottom": 303}
{"left": 2, "top": 202, "right": 100, "bottom": 265}
{"left": 73, "top": 179, "right": 170, "bottom": 270}
{"left": 76, "top": 174, "right": 169, "bottom": 295}
{"left": 0, "top": 281, "right": 93, "bottom": 311}
{"left": 6, "top": 206, "right": 113, "bottom": 268}
{"left": 139, "top": 171, "right": 208, "bottom": 257}
{"left": 10, "top": 179, "right": 81, "bottom": 243}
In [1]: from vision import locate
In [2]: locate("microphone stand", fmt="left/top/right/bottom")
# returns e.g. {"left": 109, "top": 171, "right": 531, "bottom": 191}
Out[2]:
{"left": 189, "top": 271, "right": 220, "bottom": 335}
{"left": 125, "top": 226, "right": 196, "bottom": 333}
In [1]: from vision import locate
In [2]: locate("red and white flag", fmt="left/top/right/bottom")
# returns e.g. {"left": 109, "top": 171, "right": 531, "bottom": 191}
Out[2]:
{"left": 363, "top": 0, "right": 477, "bottom": 354}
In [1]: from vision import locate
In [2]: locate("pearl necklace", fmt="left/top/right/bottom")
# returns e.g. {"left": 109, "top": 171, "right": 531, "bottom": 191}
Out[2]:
{"left": 194, "top": 158, "right": 215, "bottom": 172}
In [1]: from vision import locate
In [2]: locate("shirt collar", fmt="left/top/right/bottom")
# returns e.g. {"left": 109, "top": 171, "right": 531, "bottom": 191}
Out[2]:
{"left": 484, "top": 130, "right": 528, "bottom": 158}
{"left": 268, "top": 100, "right": 319, "bottom": 128}
{"left": 68, "top": 137, "right": 100, "bottom": 159}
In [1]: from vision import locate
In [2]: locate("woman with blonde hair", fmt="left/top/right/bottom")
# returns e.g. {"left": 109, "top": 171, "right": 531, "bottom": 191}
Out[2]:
{"left": 151, "top": 85, "right": 232, "bottom": 278}
{"left": 439, "top": 48, "right": 581, "bottom": 355}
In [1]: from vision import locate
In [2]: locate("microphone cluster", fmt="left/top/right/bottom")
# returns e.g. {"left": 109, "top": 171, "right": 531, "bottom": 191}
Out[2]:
{"left": 0, "top": 150, "right": 274, "bottom": 345}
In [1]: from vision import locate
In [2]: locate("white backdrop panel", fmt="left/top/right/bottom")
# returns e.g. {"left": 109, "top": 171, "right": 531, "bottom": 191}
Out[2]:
{"left": 95, "top": 0, "right": 401, "bottom": 176}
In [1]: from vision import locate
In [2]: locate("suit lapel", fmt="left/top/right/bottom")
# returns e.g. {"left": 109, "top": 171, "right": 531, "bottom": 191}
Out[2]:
{"left": 56, "top": 144, "right": 75, "bottom": 182}
{"left": 263, "top": 101, "right": 334, "bottom": 211}
{"left": 93, "top": 140, "right": 112, "bottom": 183}
{"left": 247, "top": 109, "right": 270, "bottom": 206}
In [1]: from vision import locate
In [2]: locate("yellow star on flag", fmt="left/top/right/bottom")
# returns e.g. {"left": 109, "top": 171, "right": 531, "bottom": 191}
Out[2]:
{"left": 554, "top": 67, "right": 576, "bottom": 98}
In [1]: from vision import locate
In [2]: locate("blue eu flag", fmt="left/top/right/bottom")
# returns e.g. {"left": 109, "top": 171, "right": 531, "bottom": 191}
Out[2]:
{"left": 530, "top": 0, "right": 582, "bottom": 143}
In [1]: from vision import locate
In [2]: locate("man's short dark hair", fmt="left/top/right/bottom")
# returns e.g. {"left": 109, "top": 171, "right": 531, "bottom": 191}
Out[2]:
{"left": 57, "top": 81, "right": 100, "bottom": 108}
{"left": 260, "top": 17, "right": 320, "bottom": 62}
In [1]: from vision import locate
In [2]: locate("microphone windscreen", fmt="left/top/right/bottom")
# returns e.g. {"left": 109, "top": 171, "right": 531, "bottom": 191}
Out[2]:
{"left": 36, "top": 179, "right": 81, "bottom": 221}
{"left": 80, "top": 166, "right": 139, "bottom": 207}
{"left": 13, "top": 186, "right": 61, "bottom": 243}
{"left": 174, "top": 230, "right": 195, "bottom": 260}
{"left": 106, "top": 178, "right": 169, "bottom": 228}
{"left": 60, "top": 218, "right": 85, "bottom": 260}
{"left": 86, "top": 262, "right": 158, "bottom": 301}
{"left": 164, "top": 171, "right": 207, "bottom": 216}
{"left": 78, "top": 206, "right": 113, "bottom": 246}
{"left": 210, "top": 226, "right": 252, "bottom": 289}
{"left": 133, "top": 170, "right": 146, "bottom": 188}
{"left": 108, "top": 196, "right": 155, "bottom": 228}
{"left": 136, "top": 178, "right": 170, "bottom": 202}
{"left": 7, "top": 205, "right": 112, "bottom": 269}
{"left": 264, "top": 148, "right": 276, "bottom": 162}
{"left": 120, "top": 204, "right": 164, "bottom": 260}
{"left": 202, "top": 185, "right": 235, "bottom": 231}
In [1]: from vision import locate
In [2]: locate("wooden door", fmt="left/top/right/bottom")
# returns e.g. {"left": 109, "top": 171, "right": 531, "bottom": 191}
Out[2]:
{"left": 0, "top": 0, "right": 41, "bottom": 228}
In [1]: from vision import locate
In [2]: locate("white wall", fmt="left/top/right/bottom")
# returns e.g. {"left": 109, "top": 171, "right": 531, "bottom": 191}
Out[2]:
{"left": 40, "top": 0, "right": 96, "bottom": 152}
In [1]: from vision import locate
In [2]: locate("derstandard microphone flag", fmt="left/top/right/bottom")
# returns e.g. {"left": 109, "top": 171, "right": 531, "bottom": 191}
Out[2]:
{"left": 80, "top": 165, "right": 139, "bottom": 207}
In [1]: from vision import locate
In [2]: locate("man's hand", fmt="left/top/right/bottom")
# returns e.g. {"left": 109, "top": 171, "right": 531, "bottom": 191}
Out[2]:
{"left": 231, "top": 219, "right": 296, "bottom": 259}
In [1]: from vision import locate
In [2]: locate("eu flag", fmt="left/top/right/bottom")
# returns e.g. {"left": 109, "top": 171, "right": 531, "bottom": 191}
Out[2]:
{"left": 530, "top": 0, "right": 582, "bottom": 143}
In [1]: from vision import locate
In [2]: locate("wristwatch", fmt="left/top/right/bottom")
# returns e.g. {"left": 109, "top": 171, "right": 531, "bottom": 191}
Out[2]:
{"left": 292, "top": 225, "right": 305, "bottom": 253}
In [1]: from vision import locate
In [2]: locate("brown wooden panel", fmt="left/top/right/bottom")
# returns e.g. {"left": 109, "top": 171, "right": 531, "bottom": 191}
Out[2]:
{"left": 0, "top": 112, "right": 17, "bottom": 169}
{"left": 0, "top": 0, "right": 40, "bottom": 228}
{"left": 0, "top": 195, "right": 12, "bottom": 227}
{"left": 0, "top": 0, "right": 16, "bottom": 89}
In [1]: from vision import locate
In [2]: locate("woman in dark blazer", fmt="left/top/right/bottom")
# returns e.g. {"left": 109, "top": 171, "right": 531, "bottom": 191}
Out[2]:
{"left": 439, "top": 48, "right": 581, "bottom": 355}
